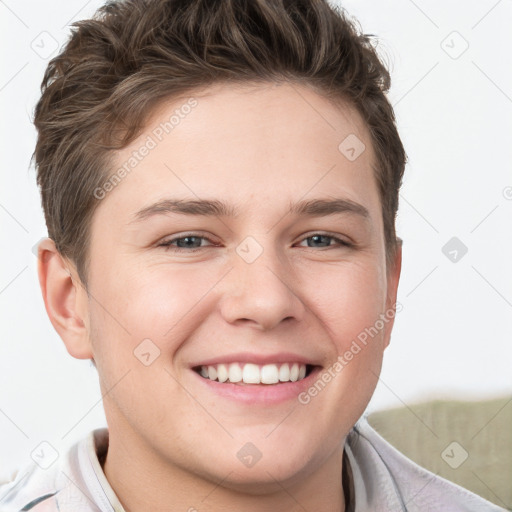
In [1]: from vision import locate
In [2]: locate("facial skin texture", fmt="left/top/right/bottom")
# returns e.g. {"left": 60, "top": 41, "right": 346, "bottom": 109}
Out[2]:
{"left": 38, "top": 82, "right": 401, "bottom": 512}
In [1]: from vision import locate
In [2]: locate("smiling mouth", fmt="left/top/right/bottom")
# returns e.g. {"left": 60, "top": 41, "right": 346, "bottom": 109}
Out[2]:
{"left": 193, "top": 362, "right": 318, "bottom": 385}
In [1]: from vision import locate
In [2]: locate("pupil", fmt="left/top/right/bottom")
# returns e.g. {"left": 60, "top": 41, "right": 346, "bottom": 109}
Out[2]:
{"left": 179, "top": 236, "right": 200, "bottom": 248}
{"left": 310, "top": 235, "right": 328, "bottom": 247}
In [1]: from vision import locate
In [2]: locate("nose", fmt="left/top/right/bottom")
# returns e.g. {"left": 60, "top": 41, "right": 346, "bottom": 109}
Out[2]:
{"left": 218, "top": 240, "right": 306, "bottom": 331}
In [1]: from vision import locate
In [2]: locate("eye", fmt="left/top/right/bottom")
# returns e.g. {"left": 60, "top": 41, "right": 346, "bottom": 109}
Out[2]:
{"left": 158, "top": 234, "right": 216, "bottom": 252}
{"left": 157, "top": 232, "right": 353, "bottom": 253}
{"left": 296, "top": 233, "right": 353, "bottom": 249}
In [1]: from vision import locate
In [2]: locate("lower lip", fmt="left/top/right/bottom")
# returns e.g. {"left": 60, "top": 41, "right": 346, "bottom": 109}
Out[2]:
{"left": 191, "top": 367, "right": 323, "bottom": 405}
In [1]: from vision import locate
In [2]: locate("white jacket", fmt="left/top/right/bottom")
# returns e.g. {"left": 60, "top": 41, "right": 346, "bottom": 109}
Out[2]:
{"left": 0, "top": 417, "right": 505, "bottom": 511}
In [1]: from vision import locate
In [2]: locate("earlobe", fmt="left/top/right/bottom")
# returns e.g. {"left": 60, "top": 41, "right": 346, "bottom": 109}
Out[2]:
{"left": 37, "top": 238, "right": 93, "bottom": 359}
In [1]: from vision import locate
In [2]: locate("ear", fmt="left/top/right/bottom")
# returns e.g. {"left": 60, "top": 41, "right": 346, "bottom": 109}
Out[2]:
{"left": 37, "top": 238, "right": 93, "bottom": 359}
{"left": 382, "top": 238, "right": 402, "bottom": 349}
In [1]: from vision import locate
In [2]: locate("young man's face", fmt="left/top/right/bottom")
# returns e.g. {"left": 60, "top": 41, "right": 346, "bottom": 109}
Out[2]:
{"left": 59, "top": 82, "right": 401, "bottom": 490}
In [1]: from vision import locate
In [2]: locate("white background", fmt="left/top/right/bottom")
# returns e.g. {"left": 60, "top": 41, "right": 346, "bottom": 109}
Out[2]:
{"left": 1, "top": 0, "right": 511, "bottom": 473}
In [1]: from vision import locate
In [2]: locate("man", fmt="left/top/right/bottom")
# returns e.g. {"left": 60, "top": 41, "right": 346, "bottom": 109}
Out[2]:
{"left": 0, "top": 0, "right": 504, "bottom": 510}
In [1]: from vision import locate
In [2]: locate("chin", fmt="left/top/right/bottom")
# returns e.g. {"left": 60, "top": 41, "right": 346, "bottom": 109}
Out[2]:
{"left": 191, "top": 437, "right": 325, "bottom": 494}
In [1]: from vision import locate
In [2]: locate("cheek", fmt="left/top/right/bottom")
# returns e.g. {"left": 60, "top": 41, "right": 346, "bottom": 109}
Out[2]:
{"left": 301, "top": 264, "right": 386, "bottom": 424}
{"left": 88, "top": 263, "right": 215, "bottom": 357}
{"left": 302, "top": 260, "right": 387, "bottom": 350}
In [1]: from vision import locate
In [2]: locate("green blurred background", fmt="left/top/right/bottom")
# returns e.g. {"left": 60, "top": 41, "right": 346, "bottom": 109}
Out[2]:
{"left": 367, "top": 396, "right": 512, "bottom": 510}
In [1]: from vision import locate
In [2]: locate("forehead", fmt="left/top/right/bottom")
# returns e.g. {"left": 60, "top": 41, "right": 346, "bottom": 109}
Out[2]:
{"left": 98, "top": 81, "right": 381, "bottom": 227}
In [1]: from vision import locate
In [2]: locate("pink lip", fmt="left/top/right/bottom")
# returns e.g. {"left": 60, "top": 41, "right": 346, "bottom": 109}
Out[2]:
{"left": 191, "top": 365, "right": 323, "bottom": 405}
{"left": 190, "top": 351, "right": 319, "bottom": 368}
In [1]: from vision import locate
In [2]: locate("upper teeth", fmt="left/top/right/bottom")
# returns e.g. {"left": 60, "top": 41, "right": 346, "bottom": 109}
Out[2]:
{"left": 199, "top": 363, "right": 307, "bottom": 384}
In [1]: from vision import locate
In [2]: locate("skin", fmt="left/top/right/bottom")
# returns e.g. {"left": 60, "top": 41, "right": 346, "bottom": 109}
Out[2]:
{"left": 38, "top": 81, "right": 402, "bottom": 512}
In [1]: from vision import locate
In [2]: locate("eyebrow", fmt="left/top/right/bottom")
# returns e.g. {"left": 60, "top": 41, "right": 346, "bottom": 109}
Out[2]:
{"left": 130, "top": 197, "right": 370, "bottom": 223}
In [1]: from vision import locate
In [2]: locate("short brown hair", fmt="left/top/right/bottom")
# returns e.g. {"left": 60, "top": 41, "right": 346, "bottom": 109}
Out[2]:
{"left": 33, "top": 0, "right": 406, "bottom": 286}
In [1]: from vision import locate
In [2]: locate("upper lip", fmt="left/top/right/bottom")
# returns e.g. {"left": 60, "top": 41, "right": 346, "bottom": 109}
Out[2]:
{"left": 190, "top": 352, "right": 322, "bottom": 368}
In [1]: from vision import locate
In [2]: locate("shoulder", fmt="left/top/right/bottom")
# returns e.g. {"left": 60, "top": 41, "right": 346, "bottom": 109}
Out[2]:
{"left": 0, "top": 461, "right": 60, "bottom": 511}
{"left": 347, "top": 417, "right": 506, "bottom": 511}
{"left": 0, "top": 430, "right": 105, "bottom": 512}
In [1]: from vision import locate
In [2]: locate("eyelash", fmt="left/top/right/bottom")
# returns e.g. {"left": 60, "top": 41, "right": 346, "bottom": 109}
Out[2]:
{"left": 157, "top": 233, "right": 353, "bottom": 252}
